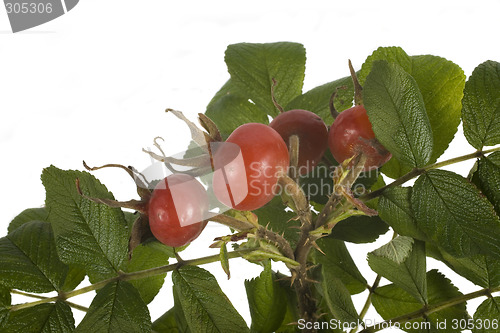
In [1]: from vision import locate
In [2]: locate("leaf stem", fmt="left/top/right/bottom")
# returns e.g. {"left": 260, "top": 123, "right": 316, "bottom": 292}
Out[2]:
{"left": 350, "top": 275, "right": 382, "bottom": 333}
{"left": 11, "top": 290, "right": 89, "bottom": 312}
{"left": 360, "top": 285, "right": 500, "bottom": 332}
{"left": 361, "top": 146, "right": 500, "bottom": 201}
{"left": 8, "top": 248, "right": 253, "bottom": 312}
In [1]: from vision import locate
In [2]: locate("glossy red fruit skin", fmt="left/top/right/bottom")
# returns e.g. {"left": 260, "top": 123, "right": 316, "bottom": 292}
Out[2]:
{"left": 148, "top": 174, "right": 208, "bottom": 248}
{"left": 212, "top": 123, "right": 289, "bottom": 211}
{"left": 269, "top": 109, "right": 329, "bottom": 175}
{"left": 328, "top": 105, "right": 391, "bottom": 171}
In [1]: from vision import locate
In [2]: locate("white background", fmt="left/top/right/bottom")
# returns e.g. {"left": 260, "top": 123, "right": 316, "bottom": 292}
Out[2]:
{"left": 1, "top": 0, "right": 499, "bottom": 331}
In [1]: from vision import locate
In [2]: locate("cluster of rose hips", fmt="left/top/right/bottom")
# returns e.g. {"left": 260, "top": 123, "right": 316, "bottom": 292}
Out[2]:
{"left": 147, "top": 66, "right": 391, "bottom": 248}
{"left": 81, "top": 64, "right": 391, "bottom": 250}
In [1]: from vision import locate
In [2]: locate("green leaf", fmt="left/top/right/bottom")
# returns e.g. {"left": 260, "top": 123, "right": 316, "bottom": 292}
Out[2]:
{"left": 364, "top": 60, "right": 433, "bottom": 169}
{"left": 473, "top": 297, "right": 500, "bottom": 333}
{"left": 8, "top": 207, "right": 48, "bottom": 234}
{"left": 360, "top": 47, "right": 465, "bottom": 178}
{"left": 331, "top": 215, "right": 389, "bottom": 244}
{"left": 151, "top": 308, "right": 179, "bottom": 333}
{"left": 313, "top": 238, "right": 367, "bottom": 294}
{"left": 368, "top": 237, "right": 427, "bottom": 304}
{"left": 2, "top": 301, "right": 74, "bottom": 333}
{"left": 286, "top": 75, "right": 354, "bottom": 123}
{"left": 205, "top": 79, "right": 269, "bottom": 139}
{"left": 410, "top": 55, "right": 465, "bottom": 165}
{"left": 320, "top": 265, "right": 360, "bottom": 325}
{"left": 412, "top": 169, "right": 500, "bottom": 258}
{"left": 225, "top": 42, "right": 306, "bottom": 116}
{"left": 428, "top": 245, "right": 500, "bottom": 289}
{"left": 359, "top": 46, "right": 412, "bottom": 83}
{"left": 172, "top": 265, "right": 249, "bottom": 332}
{"left": 41, "top": 165, "right": 129, "bottom": 282}
{"left": 372, "top": 270, "right": 467, "bottom": 333}
{"left": 473, "top": 151, "right": 500, "bottom": 216}
{"left": 253, "top": 197, "right": 299, "bottom": 248}
{"left": 75, "top": 281, "right": 151, "bottom": 333}
{"left": 0, "top": 286, "right": 11, "bottom": 328}
{"left": 0, "top": 221, "right": 68, "bottom": 292}
{"left": 220, "top": 243, "right": 230, "bottom": 279}
{"left": 462, "top": 60, "right": 500, "bottom": 149}
{"left": 275, "top": 277, "right": 300, "bottom": 332}
{"left": 378, "top": 186, "right": 428, "bottom": 240}
{"left": 126, "top": 241, "right": 171, "bottom": 304}
{"left": 245, "top": 261, "right": 287, "bottom": 333}
{"left": 172, "top": 286, "right": 192, "bottom": 333}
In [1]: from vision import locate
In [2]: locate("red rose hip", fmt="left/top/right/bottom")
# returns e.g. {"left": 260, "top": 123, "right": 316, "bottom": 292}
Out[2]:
{"left": 148, "top": 173, "right": 208, "bottom": 247}
{"left": 212, "top": 123, "right": 289, "bottom": 211}
{"left": 328, "top": 105, "right": 391, "bottom": 171}
{"left": 270, "top": 109, "right": 328, "bottom": 175}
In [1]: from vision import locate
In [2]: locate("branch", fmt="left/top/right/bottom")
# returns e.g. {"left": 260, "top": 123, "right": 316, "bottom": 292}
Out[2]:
{"left": 8, "top": 248, "right": 253, "bottom": 312}
{"left": 11, "top": 290, "right": 89, "bottom": 312}
{"left": 361, "top": 146, "right": 500, "bottom": 202}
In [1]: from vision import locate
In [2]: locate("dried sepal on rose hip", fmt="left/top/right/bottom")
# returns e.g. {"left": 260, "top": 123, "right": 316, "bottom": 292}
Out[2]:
{"left": 328, "top": 61, "right": 391, "bottom": 171}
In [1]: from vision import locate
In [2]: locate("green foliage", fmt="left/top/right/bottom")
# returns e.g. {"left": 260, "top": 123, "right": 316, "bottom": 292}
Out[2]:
{"left": 378, "top": 186, "right": 428, "bottom": 240}
{"left": 412, "top": 169, "right": 500, "bottom": 258}
{"left": 126, "top": 241, "right": 172, "bottom": 304}
{"left": 473, "top": 151, "right": 500, "bottom": 215}
{"left": 462, "top": 60, "right": 500, "bottom": 149}
{"left": 473, "top": 297, "right": 500, "bottom": 333}
{"left": 313, "top": 238, "right": 366, "bottom": 294}
{"left": 368, "top": 237, "right": 427, "bottom": 304}
{"left": 41, "top": 165, "right": 129, "bottom": 283}
{"left": 372, "top": 270, "right": 468, "bottom": 332}
{"left": 360, "top": 46, "right": 465, "bottom": 178}
{"left": 364, "top": 60, "right": 433, "bottom": 169}
{"left": 7, "top": 207, "right": 48, "bottom": 234}
{"left": 1, "top": 42, "right": 500, "bottom": 332}
{"left": 172, "top": 265, "right": 249, "bottom": 332}
{"left": 3, "top": 302, "right": 75, "bottom": 333}
{"left": 0, "top": 221, "right": 69, "bottom": 293}
{"left": 75, "top": 281, "right": 151, "bottom": 333}
{"left": 245, "top": 261, "right": 287, "bottom": 332}
{"left": 224, "top": 42, "right": 306, "bottom": 117}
